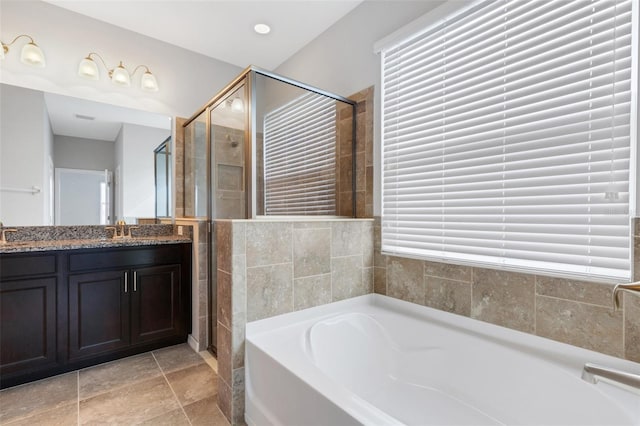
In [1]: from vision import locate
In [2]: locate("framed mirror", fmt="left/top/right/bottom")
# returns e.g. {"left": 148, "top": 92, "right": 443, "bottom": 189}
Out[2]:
{"left": 0, "top": 83, "right": 172, "bottom": 226}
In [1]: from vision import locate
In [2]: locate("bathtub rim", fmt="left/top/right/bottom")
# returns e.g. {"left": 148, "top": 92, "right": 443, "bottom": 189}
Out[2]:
{"left": 245, "top": 294, "right": 640, "bottom": 425}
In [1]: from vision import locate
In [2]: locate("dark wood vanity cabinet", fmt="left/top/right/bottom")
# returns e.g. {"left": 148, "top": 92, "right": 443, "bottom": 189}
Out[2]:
{"left": 0, "top": 254, "right": 61, "bottom": 384}
{"left": 0, "top": 243, "right": 191, "bottom": 388}
{"left": 68, "top": 269, "right": 131, "bottom": 360}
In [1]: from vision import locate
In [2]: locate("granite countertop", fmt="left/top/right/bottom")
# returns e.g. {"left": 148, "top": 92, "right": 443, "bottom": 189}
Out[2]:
{"left": 0, "top": 235, "right": 192, "bottom": 254}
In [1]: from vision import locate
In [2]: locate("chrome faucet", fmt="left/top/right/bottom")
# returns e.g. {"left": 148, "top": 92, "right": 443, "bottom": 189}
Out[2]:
{"left": 0, "top": 221, "right": 17, "bottom": 244}
{"left": 581, "top": 363, "right": 640, "bottom": 392}
{"left": 612, "top": 282, "right": 640, "bottom": 310}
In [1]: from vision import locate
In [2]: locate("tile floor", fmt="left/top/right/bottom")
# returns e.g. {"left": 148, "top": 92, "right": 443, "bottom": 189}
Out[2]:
{"left": 0, "top": 344, "right": 230, "bottom": 425}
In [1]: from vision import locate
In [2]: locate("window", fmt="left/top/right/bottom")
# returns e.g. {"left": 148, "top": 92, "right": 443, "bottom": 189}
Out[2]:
{"left": 379, "top": 0, "right": 634, "bottom": 281}
{"left": 263, "top": 92, "right": 337, "bottom": 215}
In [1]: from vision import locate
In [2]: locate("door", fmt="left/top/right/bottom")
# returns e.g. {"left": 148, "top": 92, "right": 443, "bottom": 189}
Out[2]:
{"left": 0, "top": 277, "right": 58, "bottom": 378}
{"left": 207, "top": 82, "right": 248, "bottom": 354}
{"left": 68, "top": 270, "right": 130, "bottom": 360}
{"left": 55, "top": 168, "right": 112, "bottom": 225}
{"left": 130, "top": 264, "right": 182, "bottom": 344}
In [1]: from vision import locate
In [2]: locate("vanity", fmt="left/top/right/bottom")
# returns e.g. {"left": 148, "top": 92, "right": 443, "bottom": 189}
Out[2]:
{"left": 0, "top": 225, "right": 192, "bottom": 388}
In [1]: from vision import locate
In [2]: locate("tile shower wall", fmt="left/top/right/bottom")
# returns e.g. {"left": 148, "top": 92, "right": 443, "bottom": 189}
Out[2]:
{"left": 174, "top": 219, "right": 209, "bottom": 351}
{"left": 216, "top": 219, "right": 374, "bottom": 425}
{"left": 347, "top": 87, "right": 374, "bottom": 218}
{"left": 213, "top": 125, "right": 245, "bottom": 219}
{"left": 174, "top": 117, "right": 186, "bottom": 218}
{"left": 373, "top": 217, "right": 640, "bottom": 362}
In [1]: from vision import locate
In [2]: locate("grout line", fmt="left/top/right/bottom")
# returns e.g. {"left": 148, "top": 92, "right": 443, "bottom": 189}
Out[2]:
{"left": 77, "top": 371, "right": 80, "bottom": 426}
{"left": 291, "top": 223, "right": 295, "bottom": 310}
{"left": 533, "top": 275, "right": 537, "bottom": 335}
{"left": 329, "top": 225, "right": 334, "bottom": 302}
{"left": 151, "top": 352, "right": 193, "bottom": 426}
{"left": 621, "top": 292, "right": 626, "bottom": 357}
{"left": 535, "top": 293, "right": 616, "bottom": 310}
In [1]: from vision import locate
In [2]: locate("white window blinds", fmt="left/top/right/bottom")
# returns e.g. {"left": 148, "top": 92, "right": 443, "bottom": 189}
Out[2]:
{"left": 263, "top": 93, "right": 337, "bottom": 215}
{"left": 380, "top": 0, "right": 634, "bottom": 281}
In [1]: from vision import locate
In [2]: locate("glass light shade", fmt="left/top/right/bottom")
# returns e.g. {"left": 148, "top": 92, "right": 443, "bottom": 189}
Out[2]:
{"left": 111, "top": 63, "right": 131, "bottom": 87}
{"left": 20, "top": 42, "right": 45, "bottom": 67}
{"left": 231, "top": 97, "right": 244, "bottom": 112}
{"left": 78, "top": 57, "right": 99, "bottom": 80}
{"left": 140, "top": 71, "right": 159, "bottom": 92}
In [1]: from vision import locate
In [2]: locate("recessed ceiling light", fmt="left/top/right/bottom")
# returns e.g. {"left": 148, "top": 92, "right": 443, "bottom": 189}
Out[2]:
{"left": 254, "top": 23, "right": 271, "bottom": 35}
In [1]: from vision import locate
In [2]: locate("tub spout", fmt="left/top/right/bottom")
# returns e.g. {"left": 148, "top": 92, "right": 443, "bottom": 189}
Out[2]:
{"left": 581, "top": 363, "right": 640, "bottom": 391}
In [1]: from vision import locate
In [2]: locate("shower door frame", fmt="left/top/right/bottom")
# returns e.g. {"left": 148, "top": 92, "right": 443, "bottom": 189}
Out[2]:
{"left": 182, "top": 65, "right": 357, "bottom": 355}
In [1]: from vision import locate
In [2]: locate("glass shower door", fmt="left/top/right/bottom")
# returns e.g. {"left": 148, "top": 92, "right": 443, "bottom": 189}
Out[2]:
{"left": 207, "top": 82, "right": 248, "bottom": 354}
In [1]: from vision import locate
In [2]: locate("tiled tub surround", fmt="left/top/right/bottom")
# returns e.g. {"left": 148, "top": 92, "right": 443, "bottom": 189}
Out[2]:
{"left": 0, "top": 224, "right": 192, "bottom": 253}
{"left": 373, "top": 217, "right": 640, "bottom": 363}
{"left": 216, "top": 218, "right": 374, "bottom": 425}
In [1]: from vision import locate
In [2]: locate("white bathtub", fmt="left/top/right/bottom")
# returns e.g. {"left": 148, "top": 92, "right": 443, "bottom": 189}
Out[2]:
{"left": 245, "top": 294, "right": 640, "bottom": 426}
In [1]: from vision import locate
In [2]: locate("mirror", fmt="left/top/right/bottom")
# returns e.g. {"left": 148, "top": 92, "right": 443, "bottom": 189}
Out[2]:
{"left": 0, "top": 83, "right": 172, "bottom": 226}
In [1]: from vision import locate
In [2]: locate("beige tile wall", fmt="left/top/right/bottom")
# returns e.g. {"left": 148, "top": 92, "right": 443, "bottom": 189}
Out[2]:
{"left": 373, "top": 217, "right": 640, "bottom": 362}
{"left": 350, "top": 87, "right": 374, "bottom": 218}
{"left": 174, "top": 117, "right": 186, "bottom": 218}
{"left": 216, "top": 219, "right": 374, "bottom": 425}
{"left": 174, "top": 219, "right": 209, "bottom": 351}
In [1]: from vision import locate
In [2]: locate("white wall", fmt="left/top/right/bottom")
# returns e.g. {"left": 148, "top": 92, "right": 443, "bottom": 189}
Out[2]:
{"left": 0, "top": 84, "right": 51, "bottom": 225}
{"left": 43, "top": 102, "right": 54, "bottom": 225}
{"left": 114, "top": 127, "right": 124, "bottom": 221}
{"left": 54, "top": 135, "right": 116, "bottom": 171}
{"left": 0, "top": 0, "right": 242, "bottom": 119}
{"left": 275, "top": 1, "right": 446, "bottom": 215}
{"left": 118, "top": 123, "right": 170, "bottom": 222}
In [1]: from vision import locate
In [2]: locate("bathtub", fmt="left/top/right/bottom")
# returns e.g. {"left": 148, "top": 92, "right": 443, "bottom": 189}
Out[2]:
{"left": 245, "top": 294, "right": 640, "bottom": 426}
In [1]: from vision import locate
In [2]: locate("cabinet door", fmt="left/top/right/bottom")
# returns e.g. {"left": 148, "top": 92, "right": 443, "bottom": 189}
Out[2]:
{"left": 131, "top": 264, "right": 183, "bottom": 344}
{"left": 68, "top": 270, "right": 130, "bottom": 360}
{"left": 0, "top": 277, "right": 58, "bottom": 377}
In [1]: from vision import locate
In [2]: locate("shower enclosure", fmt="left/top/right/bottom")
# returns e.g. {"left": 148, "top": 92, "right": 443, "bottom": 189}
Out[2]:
{"left": 182, "top": 66, "right": 356, "bottom": 353}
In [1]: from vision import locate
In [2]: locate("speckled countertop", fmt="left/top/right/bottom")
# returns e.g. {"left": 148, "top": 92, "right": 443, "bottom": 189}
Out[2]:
{"left": 0, "top": 224, "right": 192, "bottom": 254}
{"left": 0, "top": 236, "right": 192, "bottom": 254}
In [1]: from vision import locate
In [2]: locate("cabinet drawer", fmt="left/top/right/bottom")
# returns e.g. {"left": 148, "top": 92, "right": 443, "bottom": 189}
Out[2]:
{"left": 68, "top": 245, "right": 183, "bottom": 272}
{"left": 0, "top": 254, "right": 57, "bottom": 279}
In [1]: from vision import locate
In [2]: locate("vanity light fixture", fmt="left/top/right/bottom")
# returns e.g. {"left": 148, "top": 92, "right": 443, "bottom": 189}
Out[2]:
{"left": 0, "top": 34, "right": 46, "bottom": 67}
{"left": 78, "top": 52, "right": 159, "bottom": 92}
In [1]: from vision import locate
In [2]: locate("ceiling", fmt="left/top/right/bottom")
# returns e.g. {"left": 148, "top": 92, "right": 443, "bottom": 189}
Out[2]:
{"left": 42, "top": 0, "right": 364, "bottom": 70}
{"left": 44, "top": 91, "right": 171, "bottom": 141}
{"left": 38, "top": 1, "right": 363, "bottom": 141}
